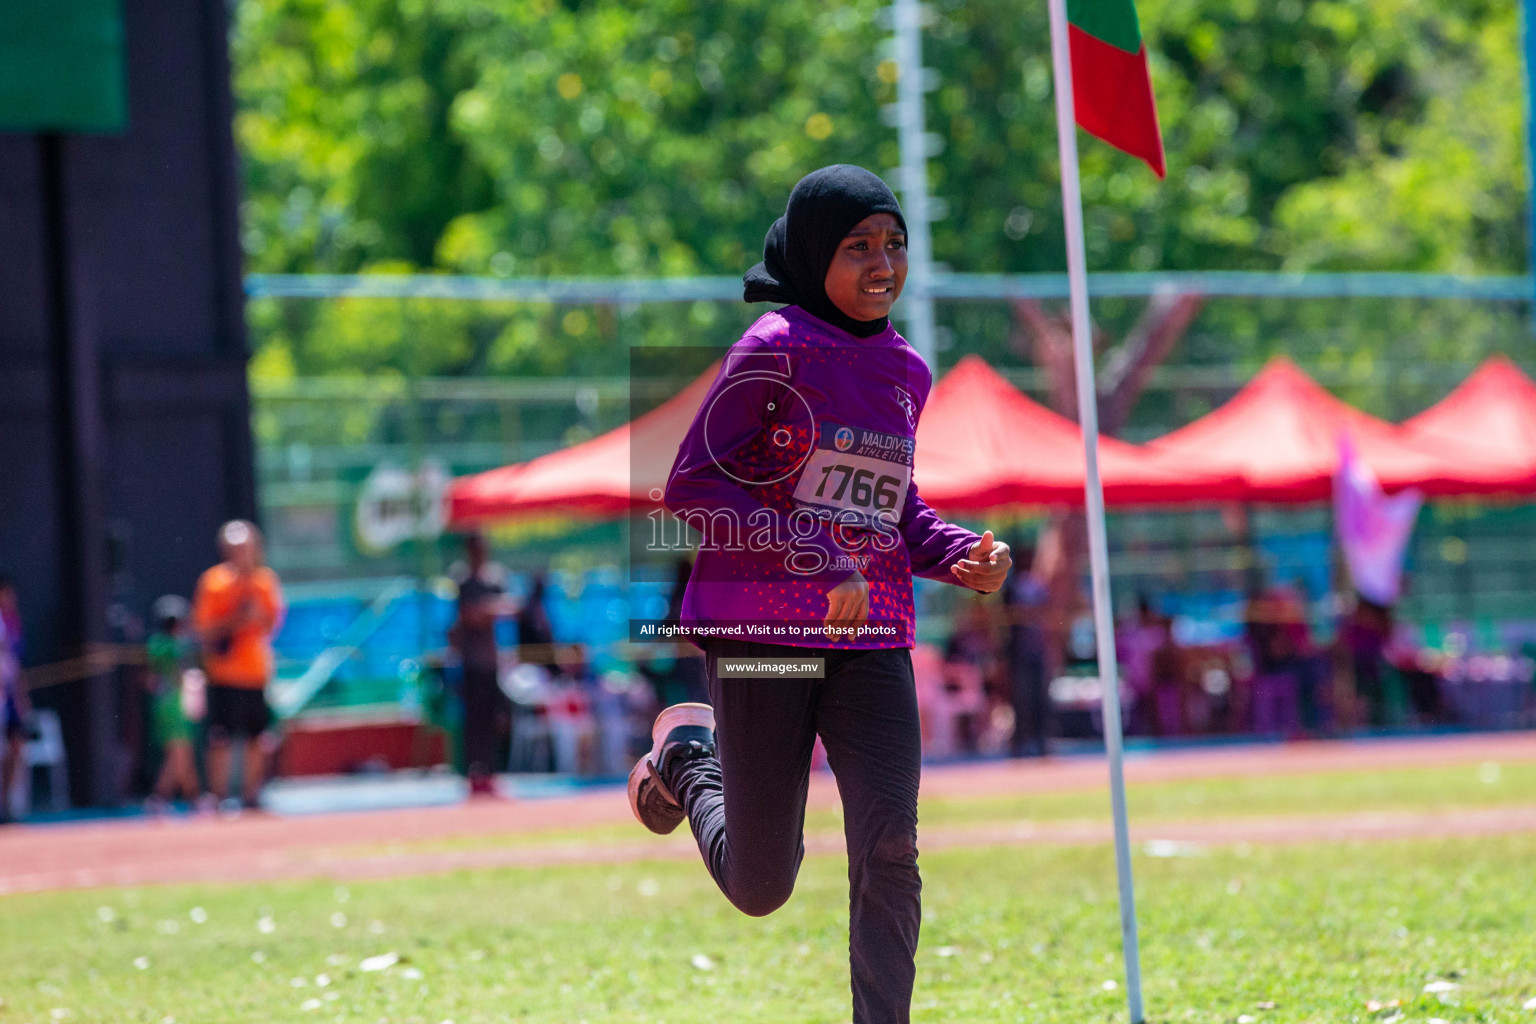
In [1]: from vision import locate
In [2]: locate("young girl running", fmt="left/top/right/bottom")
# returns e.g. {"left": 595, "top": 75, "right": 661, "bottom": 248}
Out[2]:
{"left": 629, "top": 165, "right": 1012, "bottom": 1023}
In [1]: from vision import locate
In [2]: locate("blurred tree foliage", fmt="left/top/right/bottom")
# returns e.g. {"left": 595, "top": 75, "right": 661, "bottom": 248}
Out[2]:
{"left": 234, "top": 0, "right": 1528, "bottom": 381}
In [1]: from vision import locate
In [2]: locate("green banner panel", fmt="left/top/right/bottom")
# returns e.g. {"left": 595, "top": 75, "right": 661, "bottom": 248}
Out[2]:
{"left": 0, "top": 0, "right": 127, "bottom": 132}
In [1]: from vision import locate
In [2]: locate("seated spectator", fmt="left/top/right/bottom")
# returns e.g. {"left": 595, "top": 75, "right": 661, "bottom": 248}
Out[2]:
{"left": 1117, "top": 596, "right": 1165, "bottom": 737}
{"left": 1246, "top": 588, "right": 1302, "bottom": 736}
{"left": 1274, "top": 581, "right": 1333, "bottom": 732}
{"left": 0, "top": 575, "right": 30, "bottom": 825}
{"left": 548, "top": 644, "right": 596, "bottom": 773}
{"left": 941, "top": 598, "right": 996, "bottom": 755}
{"left": 1345, "top": 595, "right": 1395, "bottom": 727}
{"left": 1003, "top": 546, "right": 1051, "bottom": 757}
{"left": 911, "top": 643, "right": 953, "bottom": 759}
{"left": 639, "top": 558, "right": 708, "bottom": 708}
{"left": 1147, "top": 613, "right": 1186, "bottom": 737}
{"left": 516, "top": 572, "right": 557, "bottom": 668}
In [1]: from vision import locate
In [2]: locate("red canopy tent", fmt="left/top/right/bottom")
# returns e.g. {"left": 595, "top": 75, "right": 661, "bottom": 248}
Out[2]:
{"left": 1398, "top": 355, "right": 1536, "bottom": 498}
{"left": 1138, "top": 357, "right": 1482, "bottom": 503}
{"left": 913, "top": 355, "right": 1235, "bottom": 510}
{"left": 448, "top": 364, "right": 716, "bottom": 524}
{"left": 450, "top": 353, "right": 1244, "bottom": 525}
{"left": 448, "top": 354, "right": 1536, "bottom": 522}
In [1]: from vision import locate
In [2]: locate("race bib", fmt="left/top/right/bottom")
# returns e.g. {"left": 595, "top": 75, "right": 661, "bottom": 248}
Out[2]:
{"left": 791, "top": 423, "right": 912, "bottom": 528}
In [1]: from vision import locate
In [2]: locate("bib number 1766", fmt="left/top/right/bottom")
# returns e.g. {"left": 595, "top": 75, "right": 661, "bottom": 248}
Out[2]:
{"left": 792, "top": 444, "right": 911, "bottom": 525}
{"left": 812, "top": 463, "right": 902, "bottom": 511}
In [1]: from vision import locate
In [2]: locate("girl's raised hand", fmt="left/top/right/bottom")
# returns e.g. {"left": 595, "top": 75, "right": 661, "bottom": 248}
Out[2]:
{"left": 950, "top": 530, "right": 1012, "bottom": 593}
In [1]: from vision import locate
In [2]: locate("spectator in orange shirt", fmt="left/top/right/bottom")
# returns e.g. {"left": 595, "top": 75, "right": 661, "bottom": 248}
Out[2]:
{"left": 193, "top": 520, "right": 284, "bottom": 812}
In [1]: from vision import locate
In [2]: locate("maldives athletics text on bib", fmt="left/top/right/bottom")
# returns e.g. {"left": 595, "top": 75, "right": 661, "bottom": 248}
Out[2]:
{"left": 791, "top": 422, "right": 913, "bottom": 530}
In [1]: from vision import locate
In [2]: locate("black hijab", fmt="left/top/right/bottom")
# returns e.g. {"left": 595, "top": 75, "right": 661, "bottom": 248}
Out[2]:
{"left": 743, "top": 165, "right": 907, "bottom": 338}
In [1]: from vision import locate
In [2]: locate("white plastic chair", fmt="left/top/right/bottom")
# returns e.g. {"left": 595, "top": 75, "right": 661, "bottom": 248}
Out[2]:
{"left": 504, "top": 662, "right": 554, "bottom": 773}
{"left": 6, "top": 708, "right": 69, "bottom": 816}
{"left": 545, "top": 684, "right": 595, "bottom": 775}
{"left": 27, "top": 709, "right": 69, "bottom": 812}
{"left": 508, "top": 709, "right": 553, "bottom": 773}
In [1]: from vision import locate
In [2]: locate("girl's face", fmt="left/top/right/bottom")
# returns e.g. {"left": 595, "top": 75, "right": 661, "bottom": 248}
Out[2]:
{"left": 823, "top": 213, "right": 907, "bottom": 323}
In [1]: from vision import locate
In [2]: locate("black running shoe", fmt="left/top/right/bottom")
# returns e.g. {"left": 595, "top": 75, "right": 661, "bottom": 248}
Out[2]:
{"left": 627, "top": 703, "right": 716, "bottom": 835}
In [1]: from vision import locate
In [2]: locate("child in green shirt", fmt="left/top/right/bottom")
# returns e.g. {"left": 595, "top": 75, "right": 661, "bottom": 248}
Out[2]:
{"left": 145, "top": 596, "right": 205, "bottom": 812}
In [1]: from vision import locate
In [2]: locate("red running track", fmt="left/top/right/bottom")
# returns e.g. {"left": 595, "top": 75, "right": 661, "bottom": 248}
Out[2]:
{"left": 2, "top": 732, "right": 1534, "bottom": 894}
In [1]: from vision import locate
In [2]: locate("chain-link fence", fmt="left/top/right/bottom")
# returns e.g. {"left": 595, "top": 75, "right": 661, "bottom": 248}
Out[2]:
{"left": 249, "top": 290, "right": 1536, "bottom": 661}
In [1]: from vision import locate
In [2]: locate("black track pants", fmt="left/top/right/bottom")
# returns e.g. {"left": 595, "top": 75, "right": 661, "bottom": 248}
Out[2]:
{"left": 673, "top": 640, "right": 923, "bottom": 1024}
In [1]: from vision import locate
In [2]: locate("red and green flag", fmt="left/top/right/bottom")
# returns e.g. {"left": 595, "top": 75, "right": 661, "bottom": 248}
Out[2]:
{"left": 1066, "top": 0, "right": 1166, "bottom": 177}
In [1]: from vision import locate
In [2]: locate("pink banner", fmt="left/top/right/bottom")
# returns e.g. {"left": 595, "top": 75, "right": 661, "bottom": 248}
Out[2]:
{"left": 1334, "top": 435, "right": 1422, "bottom": 606}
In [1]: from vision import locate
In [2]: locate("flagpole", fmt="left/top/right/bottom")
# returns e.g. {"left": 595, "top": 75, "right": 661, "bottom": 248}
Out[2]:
{"left": 892, "top": 0, "right": 939, "bottom": 366}
{"left": 1045, "top": 0, "right": 1145, "bottom": 1019}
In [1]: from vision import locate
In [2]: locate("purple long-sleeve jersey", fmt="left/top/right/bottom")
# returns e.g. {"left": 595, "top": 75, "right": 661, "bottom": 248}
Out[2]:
{"left": 663, "top": 306, "right": 981, "bottom": 649}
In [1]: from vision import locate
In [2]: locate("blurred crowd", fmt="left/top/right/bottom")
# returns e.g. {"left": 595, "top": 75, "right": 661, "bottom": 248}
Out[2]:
{"left": 445, "top": 539, "right": 704, "bottom": 789}
{"left": 8, "top": 531, "right": 1534, "bottom": 820}
{"left": 923, "top": 578, "right": 1529, "bottom": 760}
{"left": 443, "top": 531, "right": 1536, "bottom": 781}
{"left": 0, "top": 521, "right": 285, "bottom": 824}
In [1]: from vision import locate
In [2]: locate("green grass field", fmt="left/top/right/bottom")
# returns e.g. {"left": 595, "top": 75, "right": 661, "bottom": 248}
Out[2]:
{"left": 3, "top": 761, "right": 1535, "bottom": 1024}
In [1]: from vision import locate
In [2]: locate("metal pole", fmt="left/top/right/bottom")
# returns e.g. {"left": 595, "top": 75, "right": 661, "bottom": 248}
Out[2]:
{"left": 1522, "top": 0, "right": 1536, "bottom": 323}
{"left": 1045, "top": 0, "right": 1145, "bottom": 1019}
{"left": 892, "top": 0, "right": 938, "bottom": 366}
{"left": 406, "top": 375, "right": 434, "bottom": 699}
